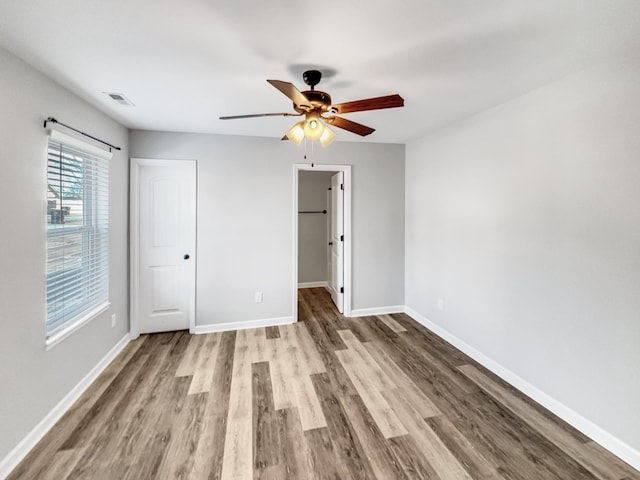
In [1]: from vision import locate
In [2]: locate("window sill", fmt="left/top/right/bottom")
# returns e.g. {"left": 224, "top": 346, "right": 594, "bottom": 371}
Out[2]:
{"left": 45, "top": 301, "right": 111, "bottom": 350}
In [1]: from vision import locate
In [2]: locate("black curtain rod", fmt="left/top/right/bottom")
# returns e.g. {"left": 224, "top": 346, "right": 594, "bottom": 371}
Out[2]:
{"left": 298, "top": 210, "right": 327, "bottom": 214}
{"left": 43, "top": 117, "right": 122, "bottom": 152}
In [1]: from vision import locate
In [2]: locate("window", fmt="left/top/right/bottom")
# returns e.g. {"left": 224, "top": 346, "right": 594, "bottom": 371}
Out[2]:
{"left": 46, "top": 130, "right": 110, "bottom": 341}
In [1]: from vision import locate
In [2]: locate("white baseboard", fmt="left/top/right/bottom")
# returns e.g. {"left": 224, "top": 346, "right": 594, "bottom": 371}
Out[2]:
{"left": 404, "top": 305, "right": 640, "bottom": 472}
{"left": 193, "top": 316, "right": 294, "bottom": 334}
{"left": 349, "top": 305, "right": 406, "bottom": 317}
{"left": 297, "top": 281, "right": 328, "bottom": 289}
{"left": 0, "top": 334, "right": 130, "bottom": 479}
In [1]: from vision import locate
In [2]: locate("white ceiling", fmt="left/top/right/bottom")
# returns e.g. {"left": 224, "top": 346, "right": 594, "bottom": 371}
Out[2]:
{"left": 1, "top": 0, "right": 639, "bottom": 144}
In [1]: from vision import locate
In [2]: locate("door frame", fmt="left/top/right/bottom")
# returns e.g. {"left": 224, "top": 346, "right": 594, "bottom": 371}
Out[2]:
{"left": 293, "top": 164, "right": 352, "bottom": 321}
{"left": 130, "top": 158, "right": 197, "bottom": 339}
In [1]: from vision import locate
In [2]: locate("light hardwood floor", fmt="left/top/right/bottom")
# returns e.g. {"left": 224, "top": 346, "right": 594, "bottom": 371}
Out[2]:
{"left": 9, "top": 288, "right": 639, "bottom": 479}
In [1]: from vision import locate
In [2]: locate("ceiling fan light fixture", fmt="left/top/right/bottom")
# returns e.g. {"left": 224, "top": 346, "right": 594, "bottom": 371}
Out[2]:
{"left": 285, "top": 121, "right": 305, "bottom": 145}
{"left": 303, "top": 114, "right": 324, "bottom": 140}
{"left": 319, "top": 126, "right": 336, "bottom": 147}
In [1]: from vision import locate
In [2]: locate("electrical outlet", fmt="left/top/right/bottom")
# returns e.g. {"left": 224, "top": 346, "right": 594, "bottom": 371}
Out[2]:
{"left": 111, "top": 313, "right": 117, "bottom": 328}
{"left": 254, "top": 291, "right": 263, "bottom": 304}
{"left": 437, "top": 298, "right": 444, "bottom": 311}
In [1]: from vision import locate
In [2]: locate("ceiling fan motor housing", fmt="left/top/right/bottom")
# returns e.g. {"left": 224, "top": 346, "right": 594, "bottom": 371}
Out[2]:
{"left": 291, "top": 70, "right": 331, "bottom": 113}
{"left": 295, "top": 90, "right": 332, "bottom": 113}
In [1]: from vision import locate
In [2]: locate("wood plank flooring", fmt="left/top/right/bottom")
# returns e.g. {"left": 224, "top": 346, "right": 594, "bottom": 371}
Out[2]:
{"left": 8, "top": 288, "right": 639, "bottom": 479}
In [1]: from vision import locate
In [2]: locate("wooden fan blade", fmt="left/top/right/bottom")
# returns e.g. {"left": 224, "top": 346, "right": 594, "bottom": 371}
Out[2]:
{"left": 331, "top": 94, "right": 404, "bottom": 114}
{"left": 219, "top": 112, "right": 301, "bottom": 120}
{"left": 325, "top": 116, "right": 375, "bottom": 136}
{"left": 267, "top": 80, "right": 312, "bottom": 109}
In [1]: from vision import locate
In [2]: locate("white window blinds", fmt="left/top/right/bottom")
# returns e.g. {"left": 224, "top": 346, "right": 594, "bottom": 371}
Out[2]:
{"left": 46, "top": 131, "right": 110, "bottom": 339}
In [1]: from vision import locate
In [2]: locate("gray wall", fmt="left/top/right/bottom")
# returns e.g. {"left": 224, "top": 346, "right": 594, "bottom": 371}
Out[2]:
{"left": 0, "top": 47, "right": 130, "bottom": 461}
{"left": 298, "top": 171, "right": 333, "bottom": 285}
{"left": 130, "top": 131, "right": 405, "bottom": 323}
{"left": 405, "top": 51, "right": 640, "bottom": 452}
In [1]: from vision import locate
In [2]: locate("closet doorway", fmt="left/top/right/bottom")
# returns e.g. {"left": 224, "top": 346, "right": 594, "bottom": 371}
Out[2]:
{"left": 293, "top": 164, "right": 351, "bottom": 320}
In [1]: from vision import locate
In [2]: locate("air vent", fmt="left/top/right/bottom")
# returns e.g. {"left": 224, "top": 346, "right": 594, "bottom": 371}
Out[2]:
{"left": 103, "top": 92, "right": 135, "bottom": 106}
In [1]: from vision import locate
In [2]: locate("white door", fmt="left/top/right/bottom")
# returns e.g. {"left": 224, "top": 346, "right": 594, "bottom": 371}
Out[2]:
{"left": 136, "top": 160, "right": 196, "bottom": 334}
{"left": 329, "top": 172, "right": 344, "bottom": 313}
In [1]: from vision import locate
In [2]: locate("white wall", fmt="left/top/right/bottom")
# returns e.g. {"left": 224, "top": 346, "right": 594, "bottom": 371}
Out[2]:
{"left": 405, "top": 51, "right": 640, "bottom": 459}
{"left": 129, "top": 132, "right": 405, "bottom": 325}
{"left": 0, "top": 47, "right": 129, "bottom": 463}
{"left": 298, "top": 171, "right": 333, "bottom": 285}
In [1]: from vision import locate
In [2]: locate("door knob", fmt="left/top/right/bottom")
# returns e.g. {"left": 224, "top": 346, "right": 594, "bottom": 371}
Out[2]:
{"left": 183, "top": 254, "right": 190, "bottom": 260}
{"left": 328, "top": 242, "right": 333, "bottom": 246}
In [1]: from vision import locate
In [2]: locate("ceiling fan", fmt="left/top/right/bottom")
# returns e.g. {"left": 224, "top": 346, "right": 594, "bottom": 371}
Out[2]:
{"left": 219, "top": 70, "right": 404, "bottom": 146}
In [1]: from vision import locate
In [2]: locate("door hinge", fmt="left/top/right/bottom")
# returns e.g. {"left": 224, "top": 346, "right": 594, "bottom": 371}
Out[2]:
{"left": 340, "top": 235, "right": 344, "bottom": 242}
{"left": 340, "top": 286, "right": 344, "bottom": 293}
{"left": 340, "top": 183, "right": 344, "bottom": 190}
